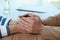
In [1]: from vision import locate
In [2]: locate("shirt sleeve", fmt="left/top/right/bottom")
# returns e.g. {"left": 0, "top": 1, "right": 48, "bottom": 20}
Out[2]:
{"left": 0, "top": 16, "right": 11, "bottom": 38}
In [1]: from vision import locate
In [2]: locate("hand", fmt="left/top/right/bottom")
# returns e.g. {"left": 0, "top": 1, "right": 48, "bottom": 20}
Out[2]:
{"left": 17, "top": 14, "right": 35, "bottom": 33}
{"left": 18, "top": 14, "right": 43, "bottom": 34}
{"left": 9, "top": 16, "right": 35, "bottom": 34}
{"left": 9, "top": 14, "right": 43, "bottom": 34}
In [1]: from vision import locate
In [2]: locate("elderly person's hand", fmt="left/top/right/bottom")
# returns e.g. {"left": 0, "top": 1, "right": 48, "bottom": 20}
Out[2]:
{"left": 9, "top": 14, "right": 43, "bottom": 35}
{"left": 19, "top": 14, "right": 43, "bottom": 34}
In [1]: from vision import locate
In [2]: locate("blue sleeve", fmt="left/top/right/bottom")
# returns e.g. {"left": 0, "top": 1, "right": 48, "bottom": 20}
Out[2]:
{"left": 0, "top": 16, "right": 11, "bottom": 38}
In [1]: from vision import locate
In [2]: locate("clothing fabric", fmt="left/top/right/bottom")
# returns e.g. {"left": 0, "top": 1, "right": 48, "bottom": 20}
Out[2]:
{"left": 0, "top": 16, "right": 11, "bottom": 38}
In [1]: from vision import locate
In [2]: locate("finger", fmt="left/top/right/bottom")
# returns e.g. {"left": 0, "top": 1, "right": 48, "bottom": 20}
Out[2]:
{"left": 17, "top": 24, "right": 32, "bottom": 33}
{"left": 27, "top": 14, "right": 40, "bottom": 20}
{"left": 18, "top": 18, "right": 33, "bottom": 27}
{"left": 20, "top": 17, "right": 35, "bottom": 24}
{"left": 17, "top": 21, "right": 32, "bottom": 33}
{"left": 17, "top": 19, "right": 32, "bottom": 30}
{"left": 26, "top": 17, "right": 36, "bottom": 20}
{"left": 28, "top": 16, "right": 40, "bottom": 21}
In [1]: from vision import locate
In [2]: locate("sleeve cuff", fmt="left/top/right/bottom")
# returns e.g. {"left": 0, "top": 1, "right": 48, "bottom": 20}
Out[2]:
{"left": 0, "top": 17, "right": 11, "bottom": 37}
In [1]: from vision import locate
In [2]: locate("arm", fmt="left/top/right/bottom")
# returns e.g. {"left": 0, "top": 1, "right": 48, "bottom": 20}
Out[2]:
{"left": 0, "top": 14, "right": 43, "bottom": 38}
{"left": 0, "top": 16, "right": 34, "bottom": 38}
{"left": 8, "top": 14, "right": 43, "bottom": 35}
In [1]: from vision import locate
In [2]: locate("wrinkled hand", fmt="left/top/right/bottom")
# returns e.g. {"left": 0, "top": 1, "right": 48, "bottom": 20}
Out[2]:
{"left": 17, "top": 14, "right": 43, "bottom": 34}
{"left": 9, "top": 14, "right": 43, "bottom": 34}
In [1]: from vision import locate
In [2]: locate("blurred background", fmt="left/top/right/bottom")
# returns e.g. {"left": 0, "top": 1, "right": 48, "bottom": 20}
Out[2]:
{"left": 0, "top": 0, "right": 60, "bottom": 20}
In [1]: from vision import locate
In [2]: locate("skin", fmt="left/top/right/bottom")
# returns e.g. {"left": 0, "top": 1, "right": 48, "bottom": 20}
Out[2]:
{"left": 9, "top": 14, "right": 43, "bottom": 35}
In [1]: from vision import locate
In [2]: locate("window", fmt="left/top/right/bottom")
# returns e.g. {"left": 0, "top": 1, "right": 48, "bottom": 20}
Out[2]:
{"left": 0, "top": 0, "right": 60, "bottom": 20}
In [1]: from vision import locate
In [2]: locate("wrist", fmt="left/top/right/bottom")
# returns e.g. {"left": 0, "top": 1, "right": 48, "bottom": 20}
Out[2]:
{"left": 9, "top": 20, "right": 19, "bottom": 34}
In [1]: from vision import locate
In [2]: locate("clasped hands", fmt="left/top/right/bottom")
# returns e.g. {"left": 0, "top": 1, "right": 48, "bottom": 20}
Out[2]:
{"left": 9, "top": 14, "right": 43, "bottom": 35}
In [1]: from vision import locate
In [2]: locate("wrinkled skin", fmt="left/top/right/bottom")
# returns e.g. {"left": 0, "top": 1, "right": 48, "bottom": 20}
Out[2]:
{"left": 9, "top": 14, "right": 43, "bottom": 34}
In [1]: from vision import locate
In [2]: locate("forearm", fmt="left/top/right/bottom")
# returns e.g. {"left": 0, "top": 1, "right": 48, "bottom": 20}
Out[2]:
{"left": 0, "top": 14, "right": 43, "bottom": 38}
